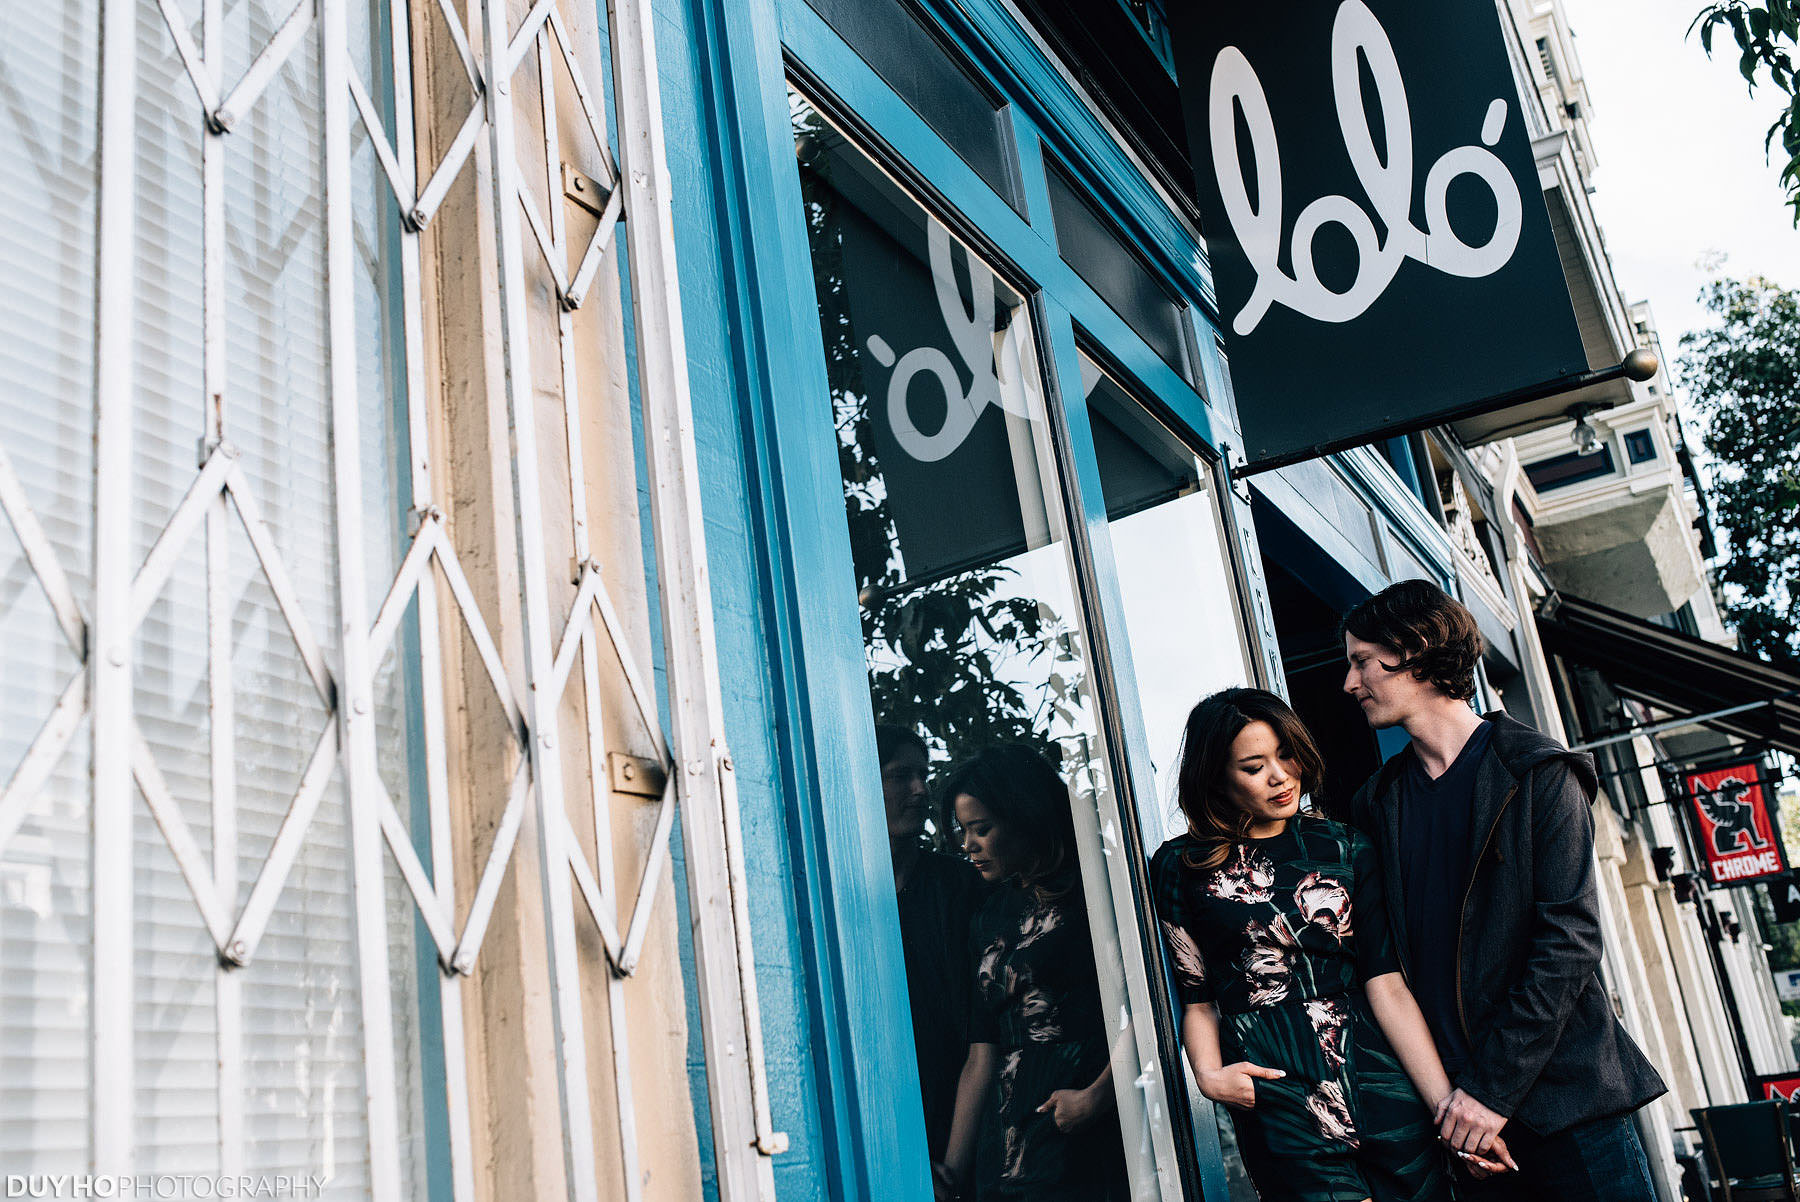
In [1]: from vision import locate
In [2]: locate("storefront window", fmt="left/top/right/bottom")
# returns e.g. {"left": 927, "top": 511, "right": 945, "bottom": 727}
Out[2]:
{"left": 800, "top": 0, "right": 1024, "bottom": 212}
{"left": 1083, "top": 355, "right": 1262, "bottom": 1199}
{"left": 1047, "top": 170, "right": 1197, "bottom": 386}
{"left": 793, "top": 84, "right": 1175, "bottom": 1201}
{"left": 1084, "top": 356, "right": 1257, "bottom": 841}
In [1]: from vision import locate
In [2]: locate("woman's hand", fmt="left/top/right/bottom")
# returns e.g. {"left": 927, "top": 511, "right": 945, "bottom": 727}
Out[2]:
{"left": 1455, "top": 1147, "right": 1512, "bottom": 1179}
{"left": 929, "top": 1161, "right": 959, "bottom": 1201}
{"left": 1037, "top": 1083, "right": 1107, "bottom": 1132}
{"left": 1197, "top": 1061, "right": 1285, "bottom": 1109}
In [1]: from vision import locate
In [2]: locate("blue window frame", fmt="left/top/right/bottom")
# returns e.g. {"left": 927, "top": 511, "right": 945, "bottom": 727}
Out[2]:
{"left": 775, "top": 0, "right": 1253, "bottom": 1191}
{"left": 798, "top": 0, "right": 1027, "bottom": 211}
{"left": 661, "top": 0, "right": 1281, "bottom": 1197}
{"left": 1043, "top": 155, "right": 1198, "bottom": 385}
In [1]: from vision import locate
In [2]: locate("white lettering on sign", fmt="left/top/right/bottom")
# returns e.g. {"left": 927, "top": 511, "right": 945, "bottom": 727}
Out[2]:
{"left": 1208, "top": 0, "right": 1525, "bottom": 336}
{"left": 1713, "top": 850, "right": 1785, "bottom": 883}
{"left": 866, "top": 222, "right": 1040, "bottom": 464}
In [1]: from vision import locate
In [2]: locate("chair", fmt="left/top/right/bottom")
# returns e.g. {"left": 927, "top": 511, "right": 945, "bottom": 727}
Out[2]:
{"left": 1694, "top": 1102, "right": 1800, "bottom": 1202}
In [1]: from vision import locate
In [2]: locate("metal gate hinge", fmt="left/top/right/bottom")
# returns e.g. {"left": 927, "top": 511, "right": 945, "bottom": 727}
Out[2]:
{"left": 561, "top": 163, "right": 614, "bottom": 218}
{"left": 607, "top": 752, "right": 666, "bottom": 799}
{"left": 1224, "top": 443, "right": 1254, "bottom": 505}
{"left": 407, "top": 504, "right": 443, "bottom": 535}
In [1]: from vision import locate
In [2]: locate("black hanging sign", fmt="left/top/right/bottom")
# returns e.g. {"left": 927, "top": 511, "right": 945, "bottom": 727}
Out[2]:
{"left": 1169, "top": 0, "right": 1589, "bottom": 471}
{"left": 1760, "top": 1073, "right": 1800, "bottom": 1103}
{"left": 1769, "top": 875, "right": 1800, "bottom": 925}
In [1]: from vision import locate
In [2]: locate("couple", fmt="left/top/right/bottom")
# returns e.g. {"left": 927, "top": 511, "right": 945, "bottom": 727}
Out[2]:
{"left": 1152, "top": 581, "right": 1667, "bottom": 1202}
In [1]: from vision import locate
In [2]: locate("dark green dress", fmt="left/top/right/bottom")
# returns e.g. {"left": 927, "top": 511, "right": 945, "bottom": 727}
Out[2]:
{"left": 1151, "top": 817, "right": 1450, "bottom": 1202}
{"left": 967, "top": 872, "right": 1128, "bottom": 1201}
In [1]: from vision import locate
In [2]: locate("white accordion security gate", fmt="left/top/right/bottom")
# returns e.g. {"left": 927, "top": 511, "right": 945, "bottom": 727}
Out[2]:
{"left": 1, "top": 0, "right": 779, "bottom": 1197}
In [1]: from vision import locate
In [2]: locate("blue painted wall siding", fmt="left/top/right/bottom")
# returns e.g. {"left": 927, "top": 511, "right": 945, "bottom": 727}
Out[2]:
{"left": 656, "top": 0, "right": 937, "bottom": 1197}
{"left": 653, "top": 1, "right": 833, "bottom": 1198}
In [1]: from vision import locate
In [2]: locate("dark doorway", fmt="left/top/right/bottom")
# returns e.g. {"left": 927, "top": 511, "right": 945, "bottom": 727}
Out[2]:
{"left": 1259, "top": 555, "right": 1382, "bottom": 822}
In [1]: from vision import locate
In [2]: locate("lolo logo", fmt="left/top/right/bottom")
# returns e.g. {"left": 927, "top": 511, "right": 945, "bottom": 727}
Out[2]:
{"left": 1209, "top": 0, "right": 1526, "bottom": 336}
{"left": 866, "top": 222, "right": 1040, "bottom": 464}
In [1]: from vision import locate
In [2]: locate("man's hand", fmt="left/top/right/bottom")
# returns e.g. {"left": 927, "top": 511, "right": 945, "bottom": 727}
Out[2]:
{"left": 1037, "top": 1085, "right": 1104, "bottom": 1132}
{"left": 1436, "top": 1089, "right": 1518, "bottom": 1168}
{"left": 1197, "top": 1062, "right": 1285, "bottom": 1110}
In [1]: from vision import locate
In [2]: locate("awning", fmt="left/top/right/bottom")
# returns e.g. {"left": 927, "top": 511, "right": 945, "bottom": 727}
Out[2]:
{"left": 1536, "top": 593, "right": 1800, "bottom": 757}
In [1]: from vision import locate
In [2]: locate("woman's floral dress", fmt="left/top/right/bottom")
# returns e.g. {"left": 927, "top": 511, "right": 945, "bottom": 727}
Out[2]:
{"left": 967, "top": 870, "right": 1127, "bottom": 1201}
{"left": 1151, "top": 817, "right": 1449, "bottom": 1202}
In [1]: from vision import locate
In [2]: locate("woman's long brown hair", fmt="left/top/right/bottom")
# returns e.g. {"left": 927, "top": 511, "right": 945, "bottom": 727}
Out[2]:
{"left": 942, "top": 744, "right": 1077, "bottom": 896}
{"left": 1174, "top": 688, "right": 1326, "bottom": 871}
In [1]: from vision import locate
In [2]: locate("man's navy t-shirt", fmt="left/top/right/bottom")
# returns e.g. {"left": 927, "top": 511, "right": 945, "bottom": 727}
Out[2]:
{"left": 1396, "top": 719, "right": 1492, "bottom": 1078}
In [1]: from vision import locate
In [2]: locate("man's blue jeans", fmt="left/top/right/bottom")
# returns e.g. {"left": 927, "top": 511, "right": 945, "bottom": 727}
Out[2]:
{"left": 1453, "top": 1113, "right": 1658, "bottom": 1202}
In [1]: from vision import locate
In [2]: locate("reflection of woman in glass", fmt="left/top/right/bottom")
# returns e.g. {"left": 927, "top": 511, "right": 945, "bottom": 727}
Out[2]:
{"left": 878, "top": 725, "right": 987, "bottom": 1168}
{"left": 1151, "top": 689, "right": 1468, "bottom": 1202}
{"left": 939, "top": 746, "right": 1127, "bottom": 1202}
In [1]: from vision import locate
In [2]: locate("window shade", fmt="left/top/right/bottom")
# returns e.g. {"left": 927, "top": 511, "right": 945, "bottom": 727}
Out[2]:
{"left": 0, "top": 0, "right": 429, "bottom": 1191}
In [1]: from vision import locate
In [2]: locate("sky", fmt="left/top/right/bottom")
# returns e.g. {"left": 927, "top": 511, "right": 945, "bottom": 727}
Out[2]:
{"left": 1558, "top": 0, "right": 1800, "bottom": 353}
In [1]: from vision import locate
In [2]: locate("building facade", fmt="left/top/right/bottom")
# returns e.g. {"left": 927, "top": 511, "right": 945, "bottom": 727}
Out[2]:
{"left": 1, "top": 0, "right": 1794, "bottom": 1200}
{"left": 1426, "top": 5, "right": 1799, "bottom": 1197}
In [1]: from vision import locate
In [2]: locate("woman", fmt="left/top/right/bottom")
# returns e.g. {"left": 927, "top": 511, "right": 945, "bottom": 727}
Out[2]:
{"left": 875, "top": 724, "right": 987, "bottom": 1166}
{"left": 938, "top": 745, "right": 1127, "bottom": 1202}
{"left": 1151, "top": 688, "right": 1480, "bottom": 1202}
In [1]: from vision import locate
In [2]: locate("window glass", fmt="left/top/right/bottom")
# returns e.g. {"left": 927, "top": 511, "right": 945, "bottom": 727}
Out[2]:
{"left": 793, "top": 84, "right": 1175, "bottom": 1201}
{"left": 1084, "top": 356, "right": 1255, "bottom": 842}
{"left": 1623, "top": 428, "right": 1658, "bottom": 465}
{"left": 1046, "top": 163, "right": 1194, "bottom": 385}
{"left": 1083, "top": 356, "right": 1262, "bottom": 1198}
{"left": 801, "top": 0, "right": 1025, "bottom": 212}
{"left": 0, "top": 0, "right": 98, "bottom": 1166}
{"left": 1525, "top": 445, "right": 1618, "bottom": 492}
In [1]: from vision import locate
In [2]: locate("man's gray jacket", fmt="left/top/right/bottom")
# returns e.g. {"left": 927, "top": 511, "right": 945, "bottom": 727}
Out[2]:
{"left": 1349, "top": 711, "right": 1666, "bottom": 1135}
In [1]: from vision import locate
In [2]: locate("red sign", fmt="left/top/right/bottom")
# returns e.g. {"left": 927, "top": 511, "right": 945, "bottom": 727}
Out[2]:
{"left": 1685, "top": 761, "right": 1787, "bottom": 886}
{"left": 1761, "top": 1075, "right": 1800, "bottom": 1103}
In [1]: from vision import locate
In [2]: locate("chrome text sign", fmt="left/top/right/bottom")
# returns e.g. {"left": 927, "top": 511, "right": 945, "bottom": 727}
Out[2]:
{"left": 1684, "top": 760, "right": 1788, "bottom": 887}
{"left": 1172, "top": 0, "right": 1587, "bottom": 469}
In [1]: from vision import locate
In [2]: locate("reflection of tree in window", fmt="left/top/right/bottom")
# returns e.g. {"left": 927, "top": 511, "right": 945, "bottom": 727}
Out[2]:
{"left": 794, "top": 97, "right": 1093, "bottom": 804}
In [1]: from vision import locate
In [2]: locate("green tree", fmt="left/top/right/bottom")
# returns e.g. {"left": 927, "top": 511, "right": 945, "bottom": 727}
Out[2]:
{"left": 1677, "top": 276, "right": 1800, "bottom": 669}
{"left": 1694, "top": 2, "right": 1800, "bottom": 220}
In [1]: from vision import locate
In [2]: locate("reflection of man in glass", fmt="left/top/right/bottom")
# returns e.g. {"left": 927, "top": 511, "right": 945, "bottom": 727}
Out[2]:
{"left": 878, "top": 725, "right": 987, "bottom": 1175}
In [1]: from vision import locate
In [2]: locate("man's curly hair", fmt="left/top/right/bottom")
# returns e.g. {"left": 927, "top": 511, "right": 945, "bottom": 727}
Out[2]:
{"left": 1340, "top": 580, "right": 1484, "bottom": 702}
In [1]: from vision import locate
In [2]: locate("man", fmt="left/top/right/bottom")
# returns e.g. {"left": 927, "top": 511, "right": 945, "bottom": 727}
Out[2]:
{"left": 1342, "top": 580, "right": 1665, "bottom": 1199}
{"left": 873, "top": 724, "right": 986, "bottom": 1184}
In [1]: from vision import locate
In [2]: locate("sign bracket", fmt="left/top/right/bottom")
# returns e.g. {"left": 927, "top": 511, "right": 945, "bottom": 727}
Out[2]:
{"left": 1231, "top": 350, "right": 1659, "bottom": 478}
{"left": 1569, "top": 691, "right": 1800, "bottom": 754}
